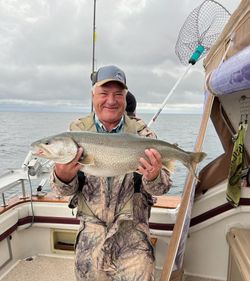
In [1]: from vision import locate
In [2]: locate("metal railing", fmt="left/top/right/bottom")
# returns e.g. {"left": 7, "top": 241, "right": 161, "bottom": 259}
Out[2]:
{"left": 0, "top": 156, "right": 53, "bottom": 208}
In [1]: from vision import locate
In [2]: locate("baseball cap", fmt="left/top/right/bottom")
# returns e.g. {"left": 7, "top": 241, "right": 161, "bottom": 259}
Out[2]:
{"left": 91, "top": 65, "right": 127, "bottom": 89}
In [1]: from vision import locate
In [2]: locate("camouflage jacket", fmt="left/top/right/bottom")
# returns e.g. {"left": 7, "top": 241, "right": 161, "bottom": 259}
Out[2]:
{"left": 50, "top": 113, "right": 172, "bottom": 238}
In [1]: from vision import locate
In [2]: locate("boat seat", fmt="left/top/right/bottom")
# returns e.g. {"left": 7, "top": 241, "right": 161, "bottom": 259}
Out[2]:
{"left": 227, "top": 227, "right": 250, "bottom": 281}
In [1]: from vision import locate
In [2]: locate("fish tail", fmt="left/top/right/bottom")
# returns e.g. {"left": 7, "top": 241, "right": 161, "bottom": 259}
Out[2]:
{"left": 184, "top": 152, "right": 207, "bottom": 180}
{"left": 190, "top": 151, "right": 207, "bottom": 164}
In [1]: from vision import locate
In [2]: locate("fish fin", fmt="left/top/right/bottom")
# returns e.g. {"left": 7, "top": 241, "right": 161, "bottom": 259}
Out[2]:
{"left": 78, "top": 154, "right": 95, "bottom": 166}
{"left": 162, "top": 160, "right": 176, "bottom": 173}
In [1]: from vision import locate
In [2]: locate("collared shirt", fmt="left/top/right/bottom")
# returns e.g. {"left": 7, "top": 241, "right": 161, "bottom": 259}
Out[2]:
{"left": 94, "top": 113, "right": 125, "bottom": 198}
{"left": 94, "top": 114, "right": 124, "bottom": 133}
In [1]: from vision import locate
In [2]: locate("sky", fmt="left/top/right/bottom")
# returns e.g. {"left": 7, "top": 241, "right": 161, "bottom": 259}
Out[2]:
{"left": 0, "top": 0, "right": 241, "bottom": 114}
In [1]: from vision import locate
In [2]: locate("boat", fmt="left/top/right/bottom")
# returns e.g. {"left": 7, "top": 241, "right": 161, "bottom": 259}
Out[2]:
{"left": 1, "top": 0, "right": 250, "bottom": 280}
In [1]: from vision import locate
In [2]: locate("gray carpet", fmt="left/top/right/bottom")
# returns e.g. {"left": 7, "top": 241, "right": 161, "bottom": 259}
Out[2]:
{"left": 1, "top": 255, "right": 163, "bottom": 281}
{"left": 1, "top": 256, "right": 75, "bottom": 281}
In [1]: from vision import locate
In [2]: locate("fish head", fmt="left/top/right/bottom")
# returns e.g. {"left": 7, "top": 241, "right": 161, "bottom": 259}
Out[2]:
{"left": 31, "top": 134, "right": 78, "bottom": 164}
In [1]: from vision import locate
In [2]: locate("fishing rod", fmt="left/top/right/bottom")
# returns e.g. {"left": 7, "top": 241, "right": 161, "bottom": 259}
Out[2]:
{"left": 91, "top": 0, "right": 97, "bottom": 112}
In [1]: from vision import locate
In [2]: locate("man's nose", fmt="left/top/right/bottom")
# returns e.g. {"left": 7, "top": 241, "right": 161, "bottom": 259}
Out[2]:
{"left": 106, "top": 94, "right": 116, "bottom": 104}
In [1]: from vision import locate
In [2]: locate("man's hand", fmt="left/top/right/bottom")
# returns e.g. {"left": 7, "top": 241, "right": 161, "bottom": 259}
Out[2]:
{"left": 138, "top": 149, "right": 162, "bottom": 181}
{"left": 54, "top": 147, "right": 84, "bottom": 183}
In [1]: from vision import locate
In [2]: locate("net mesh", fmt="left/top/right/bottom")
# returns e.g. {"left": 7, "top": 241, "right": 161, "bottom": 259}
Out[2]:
{"left": 175, "top": 0, "right": 231, "bottom": 65}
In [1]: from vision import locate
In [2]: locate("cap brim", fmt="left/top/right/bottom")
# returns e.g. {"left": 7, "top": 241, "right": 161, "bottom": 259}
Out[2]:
{"left": 95, "top": 79, "right": 127, "bottom": 89}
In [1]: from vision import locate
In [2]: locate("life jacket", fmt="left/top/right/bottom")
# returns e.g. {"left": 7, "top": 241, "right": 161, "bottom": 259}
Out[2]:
{"left": 68, "top": 171, "right": 154, "bottom": 219}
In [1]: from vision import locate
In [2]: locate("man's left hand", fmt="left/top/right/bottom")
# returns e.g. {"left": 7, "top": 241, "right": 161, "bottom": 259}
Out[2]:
{"left": 138, "top": 149, "right": 162, "bottom": 181}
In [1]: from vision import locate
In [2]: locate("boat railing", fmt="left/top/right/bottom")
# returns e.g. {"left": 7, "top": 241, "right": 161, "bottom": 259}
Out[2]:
{"left": 0, "top": 173, "right": 28, "bottom": 208}
{"left": 0, "top": 154, "right": 53, "bottom": 209}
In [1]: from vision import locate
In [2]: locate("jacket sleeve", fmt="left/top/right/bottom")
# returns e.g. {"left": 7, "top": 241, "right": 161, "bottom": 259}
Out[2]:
{"left": 136, "top": 119, "right": 173, "bottom": 195}
{"left": 50, "top": 170, "right": 79, "bottom": 196}
{"left": 142, "top": 167, "right": 172, "bottom": 196}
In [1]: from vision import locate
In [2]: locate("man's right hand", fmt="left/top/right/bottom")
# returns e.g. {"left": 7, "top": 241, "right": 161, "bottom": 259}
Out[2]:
{"left": 54, "top": 147, "right": 84, "bottom": 183}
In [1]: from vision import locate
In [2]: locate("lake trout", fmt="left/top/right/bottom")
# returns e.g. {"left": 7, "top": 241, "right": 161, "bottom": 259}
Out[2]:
{"left": 31, "top": 131, "right": 206, "bottom": 177}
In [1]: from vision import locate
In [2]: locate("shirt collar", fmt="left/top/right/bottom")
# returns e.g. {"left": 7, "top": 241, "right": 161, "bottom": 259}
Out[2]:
{"left": 94, "top": 114, "right": 124, "bottom": 133}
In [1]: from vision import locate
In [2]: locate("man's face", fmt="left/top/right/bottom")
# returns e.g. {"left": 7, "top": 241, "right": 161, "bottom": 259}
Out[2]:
{"left": 92, "top": 81, "right": 127, "bottom": 126}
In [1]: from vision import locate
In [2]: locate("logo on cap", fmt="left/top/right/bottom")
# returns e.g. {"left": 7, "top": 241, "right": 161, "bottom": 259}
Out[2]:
{"left": 115, "top": 73, "right": 123, "bottom": 82}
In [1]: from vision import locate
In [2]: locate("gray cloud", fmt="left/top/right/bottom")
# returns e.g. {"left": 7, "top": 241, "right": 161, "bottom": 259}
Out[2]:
{"left": 0, "top": 0, "right": 240, "bottom": 112}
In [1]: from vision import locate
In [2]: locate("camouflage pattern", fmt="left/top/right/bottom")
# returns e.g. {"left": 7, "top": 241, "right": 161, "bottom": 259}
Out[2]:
{"left": 50, "top": 113, "right": 172, "bottom": 280}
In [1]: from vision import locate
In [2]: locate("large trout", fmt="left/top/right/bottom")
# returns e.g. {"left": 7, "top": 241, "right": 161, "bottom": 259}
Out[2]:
{"left": 31, "top": 131, "right": 206, "bottom": 177}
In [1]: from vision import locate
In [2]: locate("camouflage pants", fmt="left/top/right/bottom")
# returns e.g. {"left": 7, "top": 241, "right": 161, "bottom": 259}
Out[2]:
{"left": 75, "top": 221, "right": 155, "bottom": 281}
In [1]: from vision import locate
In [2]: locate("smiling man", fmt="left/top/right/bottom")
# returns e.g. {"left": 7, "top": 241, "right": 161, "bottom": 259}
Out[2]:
{"left": 50, "top": 65, "right": 172, "bottom": 281}
{"left": 91, "top": 66, "right": 128, "bottom": 132}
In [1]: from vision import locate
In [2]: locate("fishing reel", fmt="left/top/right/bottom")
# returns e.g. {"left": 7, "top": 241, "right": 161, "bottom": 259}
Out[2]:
{"left": 27, "top": 158, "right": 42, "bottom": 176}
{"left": 22, "top": 151, "right": 53, "bottom": 176}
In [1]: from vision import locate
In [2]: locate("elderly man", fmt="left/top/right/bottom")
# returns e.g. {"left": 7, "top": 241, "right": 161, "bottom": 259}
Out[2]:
{"left": 51, "top": 65, "right": 172, "bottom": 281}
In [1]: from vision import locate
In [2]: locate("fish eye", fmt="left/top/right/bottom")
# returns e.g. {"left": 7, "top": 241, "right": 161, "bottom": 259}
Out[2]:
{"left": 44, "top": 140, "right": 50, "bottom": 145}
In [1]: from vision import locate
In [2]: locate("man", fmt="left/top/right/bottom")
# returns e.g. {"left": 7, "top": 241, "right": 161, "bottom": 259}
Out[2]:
{"left": 51, "top": 65, "right": 172, "bottom": 281}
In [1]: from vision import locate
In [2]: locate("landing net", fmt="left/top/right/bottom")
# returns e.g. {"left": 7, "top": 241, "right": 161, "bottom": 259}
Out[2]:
{"left": 175, "top": 0, "right": 231, "bottom": 65}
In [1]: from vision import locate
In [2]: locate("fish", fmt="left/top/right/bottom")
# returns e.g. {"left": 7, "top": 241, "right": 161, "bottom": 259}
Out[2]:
{"left": 31, "top": 131, "right": 207, "bottom": 178}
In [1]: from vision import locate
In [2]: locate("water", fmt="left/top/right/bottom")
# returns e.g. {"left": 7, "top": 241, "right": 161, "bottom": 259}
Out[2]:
{"left": 0, "top": 111, "right": 224, "bottom": 197}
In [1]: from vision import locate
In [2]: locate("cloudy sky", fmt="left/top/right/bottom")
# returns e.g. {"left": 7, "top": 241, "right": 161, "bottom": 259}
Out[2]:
{"left": 0, "top": 0, "right": 240, "bottom": 113}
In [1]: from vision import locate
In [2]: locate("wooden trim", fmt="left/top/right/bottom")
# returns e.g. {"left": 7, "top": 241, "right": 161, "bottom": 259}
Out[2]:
{"left": 0, "top": 216, "right": 80, "bottom": 242}
{"left": 160, "top": 93, "right": 215, "bottom": 281}
{"left": 0, "top": 192, "right": 68, "bottom": 215}
{"left": 17, "top": 216, "right": 80, "bottom": 226}
{"left": 0, "top": 223, "right": 18, "bottom": 242}
{"left": 149, "top": 222, "right": 174, "bottom": 231}
{"left": 0, "top": 215, "right": 174, "bottom": 242}
{"left": 195, "top": 97, "right": 234, "bottom": 195}
{"left": 0, "top": 193, "right": 181, "bottom": 215}
{"left": 154, "top": 196, "right": 181, "bottom": 209}
{"left": 1, "top": 197, "right": 250, "bottom": 242}
{"left": 190, "top": 198, "right": 250, "bottom": 226}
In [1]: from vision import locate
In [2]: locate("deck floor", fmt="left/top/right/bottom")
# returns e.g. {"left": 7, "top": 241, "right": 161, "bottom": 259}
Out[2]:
{"left": 1, "top": 255, "right": 75, "bottom": 281}
{"left": 1, "top": 255, "right": 162, "bottom": 281}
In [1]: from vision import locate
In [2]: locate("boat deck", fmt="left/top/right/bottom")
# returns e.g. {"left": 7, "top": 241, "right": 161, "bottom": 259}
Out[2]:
{"left": 1, "top": 255, "right": 75, "bottom": 281}
{"left": 1, "top": 255, "right": 162, "bottom": 281}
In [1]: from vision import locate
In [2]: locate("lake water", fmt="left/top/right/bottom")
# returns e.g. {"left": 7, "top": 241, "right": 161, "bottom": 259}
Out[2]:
{"left": 0, "top": 111, "right": 224, "bottom": 197}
